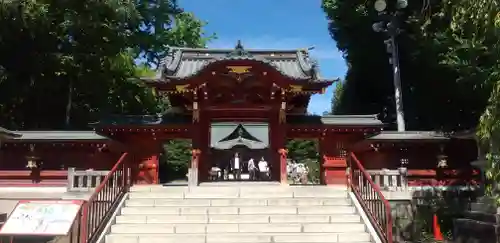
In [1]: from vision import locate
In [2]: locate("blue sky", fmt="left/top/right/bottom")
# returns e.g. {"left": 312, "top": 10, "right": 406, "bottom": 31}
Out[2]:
{"left": 179, "top": 0, "right": 347, "bottom": 114}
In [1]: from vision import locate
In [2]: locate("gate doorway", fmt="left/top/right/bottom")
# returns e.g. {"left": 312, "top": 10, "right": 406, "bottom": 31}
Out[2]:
{"left": 206, "top": 122, "right": 273, "bottom": 182}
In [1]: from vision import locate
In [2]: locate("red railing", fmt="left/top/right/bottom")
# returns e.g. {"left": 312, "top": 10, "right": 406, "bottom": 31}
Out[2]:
{"left": 79, "top": 153, "right": 132, "bottom": 242}
{"left": 348, "top": 152, "right": 393, "bottom": 243}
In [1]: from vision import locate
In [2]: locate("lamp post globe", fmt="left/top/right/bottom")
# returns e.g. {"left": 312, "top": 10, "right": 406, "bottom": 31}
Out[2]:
{"left": 396, "top": 0, "right": 408, "bottom": 9}
{"left": 374, "top": 0, "right": 387, "bottom": 12}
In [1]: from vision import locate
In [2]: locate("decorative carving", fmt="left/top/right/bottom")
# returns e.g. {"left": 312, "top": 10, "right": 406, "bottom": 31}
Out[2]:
{"left": 175, "top": 84, "right": 190, "bottom": 92}
{"left": 227, "top": 66, "right": 252, "bottom": 74}
{"left": 226, "top": 40, "right": 253, "bottom": 58}
{"left": 224, "top": 66, "right": 254, "bottom": 83}
{"left": 289, "top": 85, "right": 303, "bottom": 92}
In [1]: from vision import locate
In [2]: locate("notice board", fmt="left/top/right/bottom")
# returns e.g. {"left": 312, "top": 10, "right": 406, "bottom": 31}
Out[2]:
{"left": 0, "top": 200, "right": 83, "bottom": 236}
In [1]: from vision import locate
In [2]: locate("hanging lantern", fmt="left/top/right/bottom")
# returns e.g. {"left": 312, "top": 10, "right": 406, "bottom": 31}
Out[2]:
{"left": 192, "top": 101, "right": 199, "bottom": 123}
{"left": 437, "top": 145, "right": 448, "bottom": 168}
{"left": 25, "top": 144, "right": 40, "bottom": 169}
{"left": 279, "top": 101, "right": 286, "bottom": 123}
{"left": 192, "top": 90, "right": 199, "bottom": 123}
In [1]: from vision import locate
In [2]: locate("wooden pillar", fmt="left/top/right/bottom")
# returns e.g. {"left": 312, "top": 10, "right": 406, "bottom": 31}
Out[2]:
{"left": 191, "top": 103, "right": 210, "bottom": 185}
{"left": 271, "top": 107, "right": 287, "bottom": 184}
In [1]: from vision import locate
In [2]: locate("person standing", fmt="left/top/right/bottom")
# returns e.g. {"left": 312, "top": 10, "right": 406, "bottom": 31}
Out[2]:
{"left": 257, "top": 157, "right": 269, "bottom": 181}
{"left": 247, "top": 158, "right": 256, "bottom": 181}
{"left": 230, "top": 152, "right": 242, "bottom": 181}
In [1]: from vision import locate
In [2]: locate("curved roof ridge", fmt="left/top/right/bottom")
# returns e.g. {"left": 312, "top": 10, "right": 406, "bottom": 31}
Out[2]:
{"left": 168, "top": 46, "right": 305, "bottom": 53}
{"left": 153, "top": 41, "right": 334, "bottom": 83}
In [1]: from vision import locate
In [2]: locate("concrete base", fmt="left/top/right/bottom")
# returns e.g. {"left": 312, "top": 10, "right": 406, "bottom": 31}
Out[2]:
{"left": 188, "top": 168, "right": 198, "bottom": 187}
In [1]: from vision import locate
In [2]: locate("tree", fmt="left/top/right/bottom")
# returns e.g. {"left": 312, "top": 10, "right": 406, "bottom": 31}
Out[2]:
{"left": 331, "top": 81, "right": 344, "bottom": 114}
{"left": 286, "top": 139, "right": 320, "bottom": 183}
{"left": 0, "top": 0, "right": 213, "bottom": 130}
{"left": 322, "top": 0, "right": 494, "bottom": 132}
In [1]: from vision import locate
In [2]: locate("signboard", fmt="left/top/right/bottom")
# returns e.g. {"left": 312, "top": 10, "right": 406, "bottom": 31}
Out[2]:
{"left": 0, "top": 200, "right": 83, "bottom": 236}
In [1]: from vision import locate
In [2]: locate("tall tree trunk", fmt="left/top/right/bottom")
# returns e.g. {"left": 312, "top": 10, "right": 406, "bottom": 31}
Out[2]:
{"left": 65, "top": 79, "right": 73, "bottom": 128}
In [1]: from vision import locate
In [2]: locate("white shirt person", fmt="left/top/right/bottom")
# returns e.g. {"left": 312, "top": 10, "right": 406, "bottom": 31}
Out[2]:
{"left": 257, "top": 157, "right": 269, "bottom": 180}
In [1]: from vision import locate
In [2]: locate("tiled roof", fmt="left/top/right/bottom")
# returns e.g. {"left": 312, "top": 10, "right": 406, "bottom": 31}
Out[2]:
{"left": 9, "top": 131, "right": 107, "bottom": 141}
{"left": 0, "top": 127, "right": 20, "bottom": 139}
{"left": 93, "top": 114, "right": 192, "bottom": 126}
{"left": 366, "top": 131, "right": 449, "bottom": 141}
{"left": 146, "top": 41, "right": 333, "bottom": 83}
{"left": 287, "top": 114, "right": 384, "bottom": 126}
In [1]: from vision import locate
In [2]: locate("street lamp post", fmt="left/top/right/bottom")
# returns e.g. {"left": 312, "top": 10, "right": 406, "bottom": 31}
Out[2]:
{"left": 372, "top": 0, "right": 408, "bottom": 132}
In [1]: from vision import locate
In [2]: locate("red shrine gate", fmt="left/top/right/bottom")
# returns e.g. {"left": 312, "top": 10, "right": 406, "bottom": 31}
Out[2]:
{"left": 93, "top": 42, "right": 384, "bottom": 185}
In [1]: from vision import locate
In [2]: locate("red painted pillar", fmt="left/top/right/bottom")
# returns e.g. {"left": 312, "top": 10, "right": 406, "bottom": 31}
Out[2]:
{"left": 270, "top": 108, "right": 286, "bottom": 183}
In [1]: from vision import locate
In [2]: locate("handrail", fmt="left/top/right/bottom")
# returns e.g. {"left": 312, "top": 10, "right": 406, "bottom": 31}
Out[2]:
{"left": 79, "top": 153, "right": 131, "bottom": 242}
{"left": 348, "top": 152, "right": 393, "bottom": 243}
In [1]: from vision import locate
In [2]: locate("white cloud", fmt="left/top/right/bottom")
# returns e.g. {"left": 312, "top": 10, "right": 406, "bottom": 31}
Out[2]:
{"left": 208, "top": 36, "right": 343, "bottom": 61}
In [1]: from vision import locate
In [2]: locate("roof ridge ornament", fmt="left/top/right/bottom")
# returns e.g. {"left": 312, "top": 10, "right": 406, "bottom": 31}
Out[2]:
{"left": 227, "top": 40, "right": 253, "bottom": 58}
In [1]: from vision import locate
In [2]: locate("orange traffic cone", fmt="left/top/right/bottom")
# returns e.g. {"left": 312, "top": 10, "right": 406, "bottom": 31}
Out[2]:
{"left": 433, "top": 214, "right": 444, "bottom": 241}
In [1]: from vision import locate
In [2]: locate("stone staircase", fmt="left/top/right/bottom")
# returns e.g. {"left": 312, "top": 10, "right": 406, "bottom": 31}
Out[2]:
{"left": 104, "top": 184, "right": 374, "bottom": 243}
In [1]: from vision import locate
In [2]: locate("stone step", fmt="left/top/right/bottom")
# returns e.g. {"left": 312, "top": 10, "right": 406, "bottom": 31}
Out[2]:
{"left": 105, "top": 232, "right": 370, "bottom": 243}
{"left": 125, "top": 198, "right": 351, "bottom": 207}
{"left": 110, "top": 223, "right": 366, "bottom": 234}
{"left": 130, "top": 185, "right": 347, "bottom": 193}
{"left": 453, "top": 218, "right": 500, "bottom": 243}
{"left": 121, "top": 206, "right": 357, "bottom": 215}
{"left": 116, "top": 214, "right": 362, "bottom": 224}
{"left": 464, "top": 211, "right": 500, "bottom": 224}
{"left": 470, "top": 202, "right": 498, "bottom": 214}
{"left": 128, "top": 191, "right": 347, "bottom": 199}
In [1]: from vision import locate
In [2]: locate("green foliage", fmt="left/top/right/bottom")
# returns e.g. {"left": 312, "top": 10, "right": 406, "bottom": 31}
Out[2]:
{"left": 160, "top": 139, "right": 192, "bottom": 182}
{"left": 323, "top": 0, "right": 500, "bottom": 202}
{"left": 0, "top": 0, "right": 214, "bottom": 130}
{"left": 286, "top": 139, "right": 321, "bottom": 183}
{"left": 331, "top": 81, "right": 344, "bottom": 114}
{"left": 286, "top": 139, "right": 319, "bottom": 163}
{"left": 322, "top": 0, "right": 496, "bottom": 131}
